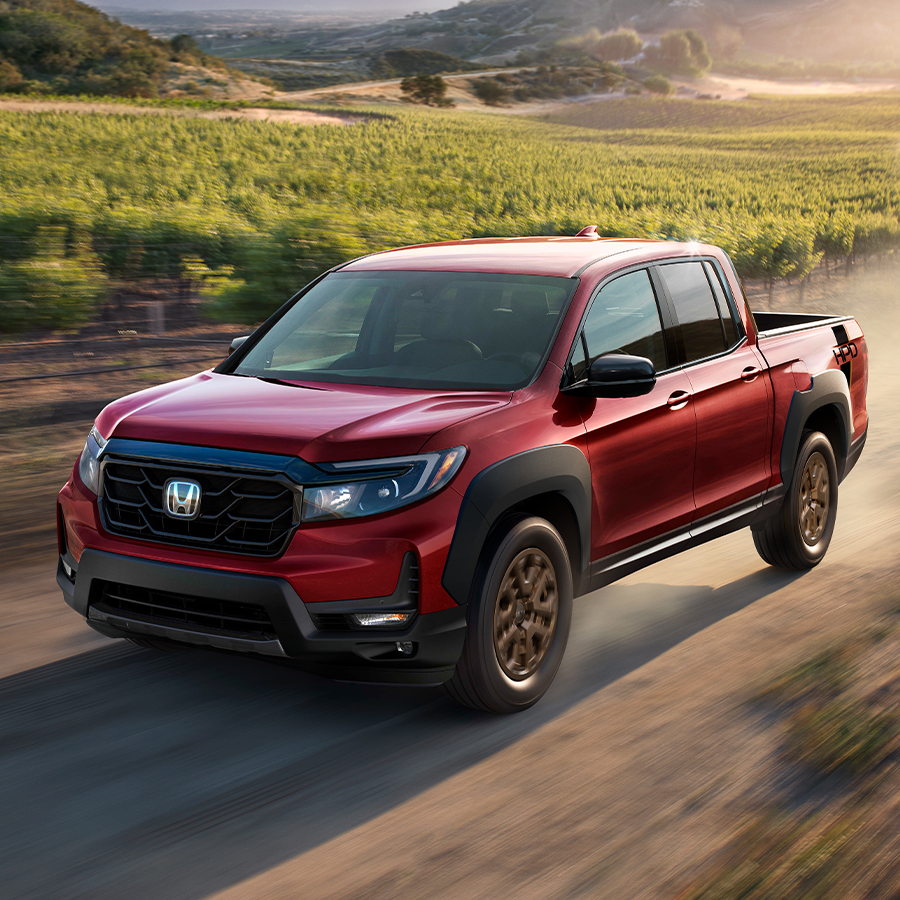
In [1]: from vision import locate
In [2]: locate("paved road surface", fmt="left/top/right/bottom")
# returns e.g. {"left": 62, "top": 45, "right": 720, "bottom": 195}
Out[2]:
{"left": 1, "top": 265, "right": 897, "bottom": 899}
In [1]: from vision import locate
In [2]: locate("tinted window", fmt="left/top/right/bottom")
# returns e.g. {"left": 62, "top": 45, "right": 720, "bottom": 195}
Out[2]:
{"left": 703, "top": 261, "right": 739, "bottom": 347}
{"left": 659, "top": 262, "right": 726, "bottom": 363}
{"left": 574, "top": 270, "right": 666, "bottom": 379}
{"left": 234, "top": 270, "right": 575, "bottom": 391}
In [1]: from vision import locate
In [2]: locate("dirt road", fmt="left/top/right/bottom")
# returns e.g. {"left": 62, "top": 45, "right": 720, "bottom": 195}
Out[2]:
{"left": 1, "top": 263, "right": 897, "bottom": 899}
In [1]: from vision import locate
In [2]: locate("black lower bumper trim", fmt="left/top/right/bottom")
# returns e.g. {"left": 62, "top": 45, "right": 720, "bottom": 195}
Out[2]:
{"left": 61, "top": 549, "right": 467, "bottom": 682}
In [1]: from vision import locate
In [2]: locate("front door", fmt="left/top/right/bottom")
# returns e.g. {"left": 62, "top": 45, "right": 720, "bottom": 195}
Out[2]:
{"left": 571, "top": 268, "right": 697, "bottom": 562}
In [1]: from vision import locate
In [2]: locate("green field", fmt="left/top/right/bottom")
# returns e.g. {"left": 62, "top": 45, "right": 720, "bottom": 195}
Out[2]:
{"left": 1, "top": 92, "right": 898, "bottom": 328}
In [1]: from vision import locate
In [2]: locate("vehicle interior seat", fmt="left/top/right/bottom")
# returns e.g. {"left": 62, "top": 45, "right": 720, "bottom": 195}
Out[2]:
{"left": 393, "top": 294, "right": 484, "bottom": 370}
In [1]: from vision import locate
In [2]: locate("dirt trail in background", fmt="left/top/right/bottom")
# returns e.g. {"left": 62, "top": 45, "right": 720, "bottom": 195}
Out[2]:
{"left": 0, "top": 261, "right": 897, "bottom": 899}
{"left": 676, "top": 74, "right": 900, "bottom": 100}
{"left": 1, "top": 72, "right": 895, "bottom": 121}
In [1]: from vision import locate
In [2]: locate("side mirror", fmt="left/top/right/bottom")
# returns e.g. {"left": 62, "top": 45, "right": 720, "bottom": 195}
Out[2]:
{"left": 229, "top": 335, "right": 249, "bottom": 354}
{"left": 564, "top": 354, "right": 657, "bottom": 398}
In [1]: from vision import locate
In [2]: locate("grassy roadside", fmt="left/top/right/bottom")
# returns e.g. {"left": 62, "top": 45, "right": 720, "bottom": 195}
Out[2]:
{"left": 677, "top": 586, "right": 900, "bottom": 899}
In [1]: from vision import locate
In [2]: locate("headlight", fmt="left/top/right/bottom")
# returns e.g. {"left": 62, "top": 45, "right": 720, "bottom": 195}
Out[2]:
{"left": 302, "top": 446, "right": 466, "bottom": 521}
{"left": 77, "top": 425, "right": 107, "bottom": 495}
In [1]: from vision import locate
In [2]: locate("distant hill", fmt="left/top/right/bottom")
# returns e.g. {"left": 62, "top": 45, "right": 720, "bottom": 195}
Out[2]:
{"left": 0, "top": 0, "right": 263, "bottom": 97}
{"left": 219, "top": 0, "right": 899, "bottom": 70}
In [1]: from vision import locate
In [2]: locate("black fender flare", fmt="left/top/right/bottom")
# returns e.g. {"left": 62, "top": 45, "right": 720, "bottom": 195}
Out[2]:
{"left": 441, "top": 445, "right": 592, "bottom": 605}
{"left": 780, "top": 369, "right": 852, "bottom": 483}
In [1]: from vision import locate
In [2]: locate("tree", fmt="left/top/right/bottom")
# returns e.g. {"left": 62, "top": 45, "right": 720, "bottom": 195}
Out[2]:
{"left": 644, "top": 29, "right": 712, "bottom": 76}
{"left": 170, "top": 33, "right": 204, "bottom": 63}
{"left": 472, "top": 78, "right": 510, "bottom": 106}
{"left": 591, "top": 29, "right": 643, "bottom": 62}
{"left": 399, "top": 73, "right": 454, "bottom": 107}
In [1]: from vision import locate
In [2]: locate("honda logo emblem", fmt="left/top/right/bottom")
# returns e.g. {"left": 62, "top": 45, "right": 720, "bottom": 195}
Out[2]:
{"left": 164, "top": 480, "right": 202, "bottom": 519}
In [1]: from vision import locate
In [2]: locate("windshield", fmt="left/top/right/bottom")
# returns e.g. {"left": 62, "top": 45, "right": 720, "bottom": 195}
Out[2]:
{"left": 230, "top": 270, "right": 577, "bottom": 390}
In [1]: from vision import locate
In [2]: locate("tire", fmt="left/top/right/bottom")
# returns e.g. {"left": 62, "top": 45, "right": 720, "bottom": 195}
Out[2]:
{"left": 126, "top": 636, "right": 191, "bottom": 651}
{"left": 752, "top": 430, "right": 838, "bottom": 570}
{"left": 442, "top": 516, "right": 573, "bottom": 714}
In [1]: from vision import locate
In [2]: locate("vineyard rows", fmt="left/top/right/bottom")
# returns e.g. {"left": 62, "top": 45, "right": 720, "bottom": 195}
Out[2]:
{"left": 1, "top": 93, "right": 898, "bottom": 327}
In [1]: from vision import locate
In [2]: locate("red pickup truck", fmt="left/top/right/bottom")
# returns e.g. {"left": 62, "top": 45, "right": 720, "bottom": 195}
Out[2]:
{"left": 57, "top": 233, "right": 868, "bottom": 713}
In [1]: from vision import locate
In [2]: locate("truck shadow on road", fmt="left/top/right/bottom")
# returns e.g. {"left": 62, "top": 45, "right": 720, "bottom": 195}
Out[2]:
{"left": 0, "top": 564, "right": 803, "bottom": 900}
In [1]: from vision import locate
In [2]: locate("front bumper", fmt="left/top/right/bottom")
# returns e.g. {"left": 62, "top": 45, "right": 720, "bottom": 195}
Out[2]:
{"left": 59, "top": 549, "right": 467, "bottom": 685}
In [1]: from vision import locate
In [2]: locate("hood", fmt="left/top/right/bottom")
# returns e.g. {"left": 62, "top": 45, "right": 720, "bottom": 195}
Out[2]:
{"left": 95, "top": 372, "right": 511, "bottom": 463}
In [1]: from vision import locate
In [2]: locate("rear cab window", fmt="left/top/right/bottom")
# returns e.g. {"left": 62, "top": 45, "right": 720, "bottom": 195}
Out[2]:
{"left": 656, "top": 259, "right": 744, "bottom": 365}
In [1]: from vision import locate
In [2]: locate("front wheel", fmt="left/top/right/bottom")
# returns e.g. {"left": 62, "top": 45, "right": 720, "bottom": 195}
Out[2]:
{"left": 752, "top": 430, "right": 838, "bottom": 569}
{"left": 443, "top": 517, "right": 573, "bottom": 713}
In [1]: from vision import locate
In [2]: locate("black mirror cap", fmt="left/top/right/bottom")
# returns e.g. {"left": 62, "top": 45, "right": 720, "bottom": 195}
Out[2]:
{"left": 564, "top": 354, "right": 657, "bottom": 398}
{"left": 589, "top": 354, "right": 655, "bottom": 382}
{"left": 229, "top": 335, "right": 249, "bottom": 353}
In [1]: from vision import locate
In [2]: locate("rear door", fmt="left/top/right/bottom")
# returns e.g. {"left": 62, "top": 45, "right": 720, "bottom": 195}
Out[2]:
{"left": 655, "top": 260, "right": 772, "bottom": 523}
{"left": 570, "top": 267, "right": 697, "bottom": 561}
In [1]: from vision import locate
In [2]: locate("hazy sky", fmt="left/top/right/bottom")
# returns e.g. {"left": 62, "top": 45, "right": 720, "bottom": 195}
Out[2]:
{"left": 96, "top": 1, "right": 449, "bottom": 11}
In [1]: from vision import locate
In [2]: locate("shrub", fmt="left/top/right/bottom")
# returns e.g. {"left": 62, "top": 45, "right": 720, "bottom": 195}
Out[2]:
{"left": 643, "top": 74, "right": 673, "bottom": 95}
{"left": 207, "top": 219, "right": 370, "bottom": 324}
{"left": 0, "top": 56, "right": 23, "bottom": 91}
{"left": 472, "top": 78, "right": 510, "bottom": 106}
{"left": 0, "top": 227, "right": 106, "bottom": 332}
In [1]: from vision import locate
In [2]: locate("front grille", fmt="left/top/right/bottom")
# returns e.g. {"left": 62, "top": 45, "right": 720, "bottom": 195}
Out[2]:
{"left": 92, "top": 580, "right": 277, "bottom": 640}
{"left": 100, "top": 457, "right": 298, "bottom": 557}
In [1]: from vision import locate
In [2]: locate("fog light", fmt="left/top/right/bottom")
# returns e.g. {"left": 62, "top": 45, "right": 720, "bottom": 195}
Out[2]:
{"left": 349, "top": 611, "right": 412, "bottom": 627}
{"left": 62, "top": 559, "right": 75, "bottom": 582}
{"left": 396, "top": 641, "right": 414, "bottom": 655}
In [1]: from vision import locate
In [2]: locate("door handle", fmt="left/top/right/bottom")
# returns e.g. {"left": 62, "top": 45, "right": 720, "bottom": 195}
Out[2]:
{"left": 741, "top": 366, "right": 761, "bottom": 382}
{"left": 667, "top": 390, "right": 690, "bottom": 409}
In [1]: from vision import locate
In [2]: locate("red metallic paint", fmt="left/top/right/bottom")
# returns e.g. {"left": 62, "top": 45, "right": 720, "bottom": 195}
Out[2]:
{"left": 97, "top": 371, "right": 510, "bottom": 462}
{"left": 686, "top": 343, "right": 772, "bottom": 521}
{"left": 59, "top": 237, "right": 869, "bottom": 628}
{"left": 576, "top": 369, "right": 697, "bottom": 559}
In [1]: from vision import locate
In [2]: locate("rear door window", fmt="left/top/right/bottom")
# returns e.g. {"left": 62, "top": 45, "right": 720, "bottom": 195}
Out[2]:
{"left": 573, "top": 269, "right": 667, "bottom": 379}
{"left": 703, "top": 261, "right": 740, "bottom": 347}
{"left": 658, "top": 262, "right": 727, "bottom": 363}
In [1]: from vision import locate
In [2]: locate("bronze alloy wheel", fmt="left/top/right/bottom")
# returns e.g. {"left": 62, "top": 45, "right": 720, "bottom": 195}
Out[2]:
{"left": 799, "top": 450, "right": 830, "bottom": 545}
{"left": 493, "top": 548, "right": 558, "bottom": 680}
{"left": 752, "top": 431, "right": 838, "bottom": 571}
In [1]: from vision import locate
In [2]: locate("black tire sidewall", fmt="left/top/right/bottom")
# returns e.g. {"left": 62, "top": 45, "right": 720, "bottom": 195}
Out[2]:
{"left": 784, "top": 431, "right": 839, "bottom": 565}
{"left": 466, "top": 516, "right": 573, "bottom": 712}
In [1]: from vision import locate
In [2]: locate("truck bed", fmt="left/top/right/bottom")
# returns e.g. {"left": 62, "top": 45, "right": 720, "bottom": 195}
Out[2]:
{"left": 753, "top": 311, "right": 852, "bottom": 338}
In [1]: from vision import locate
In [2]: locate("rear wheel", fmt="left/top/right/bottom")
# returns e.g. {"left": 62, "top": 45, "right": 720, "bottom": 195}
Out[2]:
{"left": 443, "top": 517, "right": 573, "bottom": 713}
{"left": 753, "top": 430, "right": 838, "bottom": 569}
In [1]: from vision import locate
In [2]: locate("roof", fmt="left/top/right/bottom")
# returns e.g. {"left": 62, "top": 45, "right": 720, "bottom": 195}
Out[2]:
{"left": 341, "top": 236, "right": 711, "bottom": 279}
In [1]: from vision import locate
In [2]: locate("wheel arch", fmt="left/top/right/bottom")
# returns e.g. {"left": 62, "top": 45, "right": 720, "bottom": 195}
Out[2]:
{"left": 780, "top": 369, "right": 852, "bottom": 484}
{"left": 442, "top": 445, "right": 592, "bottom": 605}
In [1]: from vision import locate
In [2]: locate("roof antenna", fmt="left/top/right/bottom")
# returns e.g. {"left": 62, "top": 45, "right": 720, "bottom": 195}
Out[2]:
{"left": 576, "top": 225, "right": 598, "bottom": 237}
